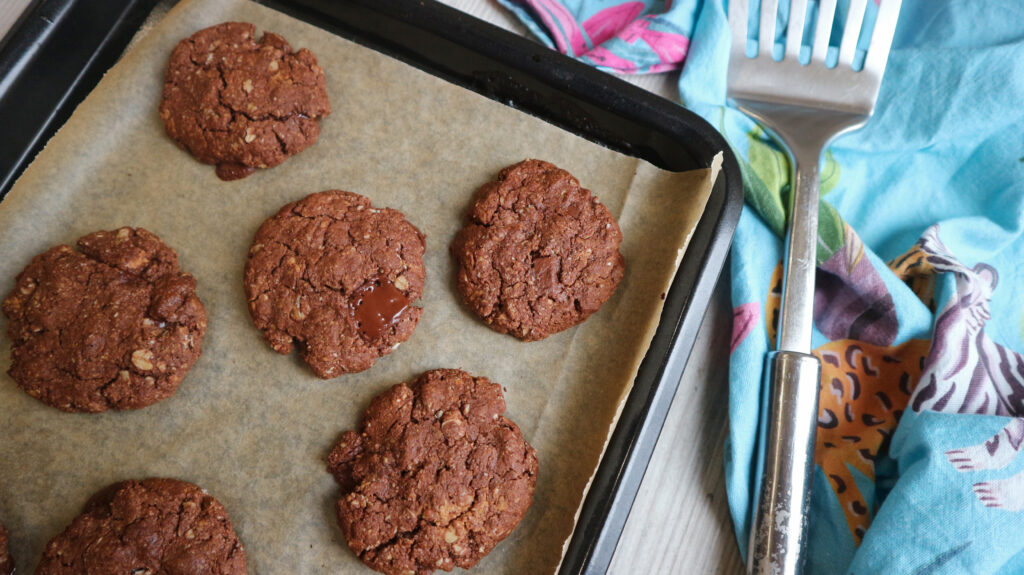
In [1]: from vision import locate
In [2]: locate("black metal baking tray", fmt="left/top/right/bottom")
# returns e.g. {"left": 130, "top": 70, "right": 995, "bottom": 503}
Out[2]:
{"left": 0, "top": 0, "right": 742, "bottom": 573}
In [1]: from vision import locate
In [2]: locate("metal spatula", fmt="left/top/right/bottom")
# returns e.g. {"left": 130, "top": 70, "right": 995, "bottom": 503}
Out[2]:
{"left": 726, "top": 1, "right": 902, "bottom": 574}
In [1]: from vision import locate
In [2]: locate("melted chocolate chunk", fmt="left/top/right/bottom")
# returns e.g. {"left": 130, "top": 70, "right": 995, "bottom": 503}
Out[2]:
{"left": 353, "top": 279, "right": 412, "bottom": 341}
{"left": 215, "top": 162, "right": 257, "bottom": 181}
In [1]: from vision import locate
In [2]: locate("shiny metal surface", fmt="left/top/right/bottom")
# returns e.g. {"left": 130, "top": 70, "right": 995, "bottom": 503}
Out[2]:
{"left": 748, "top": 352, "right": 822, "bottom": 575}
{"left": 728, "top": 0, "right": 902, "bottom": 116}
{"left": 727, "top": 1, "right": 902, "bottom": 574}
{"left": 736, "top": 104, "right": 865, "bottom": 354}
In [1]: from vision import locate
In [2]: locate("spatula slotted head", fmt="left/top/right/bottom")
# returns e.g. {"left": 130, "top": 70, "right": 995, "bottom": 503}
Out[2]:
{"left": 727, "top": 0, "right": 902, "bottom": 115}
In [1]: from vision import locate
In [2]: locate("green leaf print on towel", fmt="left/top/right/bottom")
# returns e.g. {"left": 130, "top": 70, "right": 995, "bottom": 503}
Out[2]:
{"left": 821, "top": 149, "right": 840, "bottom": 196}
{"left": 738, "top": 125, "right": 787, "bottom": 237}
{"left": 738, "top": 126, "right": 846, "bottom": 265}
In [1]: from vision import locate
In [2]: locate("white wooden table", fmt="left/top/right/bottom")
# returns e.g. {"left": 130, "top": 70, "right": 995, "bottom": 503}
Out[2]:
{"left": 0, "top": 1, "right": 744, "bottom": 573}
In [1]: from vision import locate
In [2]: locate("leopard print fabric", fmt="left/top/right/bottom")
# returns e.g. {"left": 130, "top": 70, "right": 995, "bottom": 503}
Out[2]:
{"left": 814, "top": 339, "right": 930, "bottom": 541}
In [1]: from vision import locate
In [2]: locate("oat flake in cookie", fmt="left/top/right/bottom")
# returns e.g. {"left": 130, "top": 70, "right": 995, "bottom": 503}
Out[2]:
{"left": 35, "top": 478, "right": 246, "bottom": 575}
{"left": 452, "top": 159, "right": 626, "bottom": 341}
{"left": 244, "top": 190, "right": 426, "bottom": 378}
{"left": 1, "top": 228, "right": 206, "bottom": 413}
{"left": 328, "top": 369, "right": 539, "bottom": 575}
{"left": 0, "top": 521, "right": 13, "bottom": 575}
{"left": 160, "top": 22, "right": 331, "bottom": 181}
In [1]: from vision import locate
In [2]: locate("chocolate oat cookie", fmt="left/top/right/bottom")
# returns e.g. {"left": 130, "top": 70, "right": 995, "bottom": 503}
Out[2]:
{"left": 36, "top": 478, "right": 246, "bottom": 575}
{"left": 327, "top": 368, "right": 538, "bottom": 575}
{"left": 451, "top": 159, "right": 625, "bottom": 341}
{"left": 160, "top": 22, "right": 331, "bottom": 181}
{"left": 244, "top": 190, "right": 426, "bottom": 378}
{"left": 1, "top": 227, "right": 207, "bottom": 413}
{"left": 0, "top": 521, "right": 13, "bottom": 575}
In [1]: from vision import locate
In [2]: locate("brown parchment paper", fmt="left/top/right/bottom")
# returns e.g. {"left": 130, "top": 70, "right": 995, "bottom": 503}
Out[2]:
{"left": 0, "top": 0, "right": 720, "bottom": 572}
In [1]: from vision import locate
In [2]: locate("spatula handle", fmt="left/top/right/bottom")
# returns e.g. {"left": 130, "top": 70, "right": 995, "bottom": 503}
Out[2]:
{"left": 747, "top": 350, "right": 821, "bottom": 575}
{"left": 776, "top": 150, "right": 820, "bottom": 353}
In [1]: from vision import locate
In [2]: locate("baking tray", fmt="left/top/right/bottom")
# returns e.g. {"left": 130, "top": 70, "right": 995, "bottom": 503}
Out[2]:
{"left": 0, "top": 0, "right": 743, "bottom": 573}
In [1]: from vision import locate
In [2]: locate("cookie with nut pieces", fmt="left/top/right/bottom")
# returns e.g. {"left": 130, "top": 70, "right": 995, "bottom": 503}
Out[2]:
{"left": 1, "top": 227, "right": 207, "bottom": 413}
{"left": 160, "top": 21, "right": 331, "bottom": 180}
{"left": 0, "top": 521, "right": 12, "bottom": 575}
{"left": 451, "top": 159, "right": 626, "bottom": 341}
{"left": 327, "top": 368, "right": 538, "bottom": 575}
{"left": 35, "top": 478, "right": 246, "bottom": 575}
{"left": 244, "top": 190, "right": 426, "bottom": 378}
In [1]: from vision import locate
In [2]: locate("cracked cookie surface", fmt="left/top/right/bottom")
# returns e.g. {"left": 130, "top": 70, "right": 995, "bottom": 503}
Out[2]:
{"left": 451, "top": 159, "right": 625, "bottom": 341}
{"left": 2, "top": 228, "right": 206, "bottom": 413}
{"left": 244, "top": 190, "right": 426, "bottom": 378}
{"left": 327, "top": 368, "right": 538, "bottom": 575}
{"left": 0, "top": 521, "right": 12, "bottom": 575}
{"left": 36, "top": 478, "right": 246, "bottom": 575}
{"left": 160, "top": 22, "right": 331, "bottom": 181}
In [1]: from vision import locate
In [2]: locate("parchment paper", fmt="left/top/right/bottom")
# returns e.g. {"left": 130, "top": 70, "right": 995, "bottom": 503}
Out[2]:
{"left": 0, "top": 0, "right": 719, "bottom": 572}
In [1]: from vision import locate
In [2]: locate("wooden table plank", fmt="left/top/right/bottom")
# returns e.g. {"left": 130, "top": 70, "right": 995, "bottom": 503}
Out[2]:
{"left": 607, "top": 283, "right": 744, "bottom": 575}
